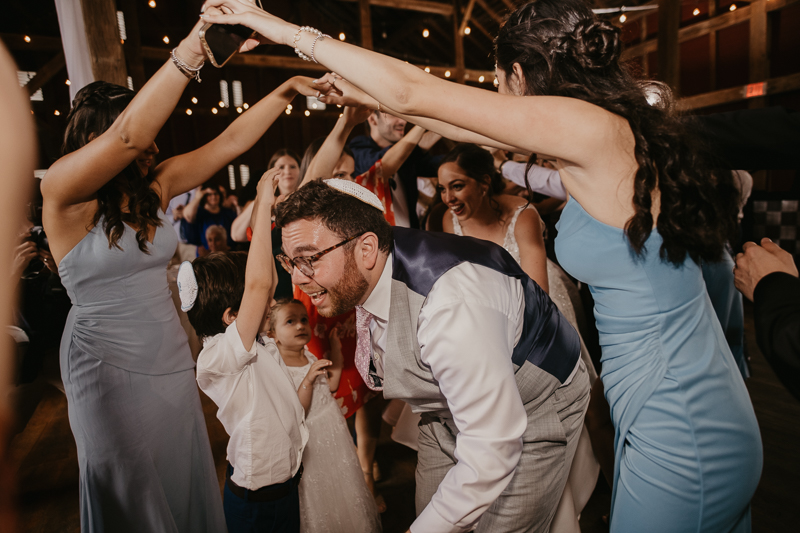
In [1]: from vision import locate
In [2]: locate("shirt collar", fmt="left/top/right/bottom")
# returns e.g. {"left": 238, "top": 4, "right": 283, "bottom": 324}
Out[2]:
{"left": 361, "top": 253, "right": 392, "bottom": 323}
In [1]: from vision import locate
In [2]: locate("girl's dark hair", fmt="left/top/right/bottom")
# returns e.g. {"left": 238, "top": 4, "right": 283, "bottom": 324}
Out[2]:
{"left": 494, "top": 0, "right": 738, "bottom": 264}
{"left": 186, "top": 251, "right": 248, "bottom": 338}
{"left": 61, "top": 81, "right": 163, "bottom": 253}
{"left": 267, "top": 298, "right": 306, "bottom": 334}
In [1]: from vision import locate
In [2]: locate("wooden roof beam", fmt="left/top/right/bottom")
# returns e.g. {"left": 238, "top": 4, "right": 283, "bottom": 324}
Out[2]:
{"left": 622, "top": 0, "right": 799, "bottom": 60}
{"left": 677, "top": 71, "right": 800, "bottom": 111}
{"left": 459, "top": 0, "right": 478, "bottom": 36}
{"left": 338, "top": 0, "right": 453, "bottom": 16}
{"left": 475, "top": 0, "right": 504, "bottom": 25}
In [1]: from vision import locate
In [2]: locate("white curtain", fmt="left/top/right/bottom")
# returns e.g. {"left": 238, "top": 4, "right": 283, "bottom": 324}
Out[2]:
{"left": 55, "top": 0, "right": 94, "bottom": 103}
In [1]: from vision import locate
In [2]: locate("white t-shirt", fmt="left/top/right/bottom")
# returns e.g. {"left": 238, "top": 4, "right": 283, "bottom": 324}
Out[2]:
{"left": 196, "top": 322, "right": 308, "bottom": 490}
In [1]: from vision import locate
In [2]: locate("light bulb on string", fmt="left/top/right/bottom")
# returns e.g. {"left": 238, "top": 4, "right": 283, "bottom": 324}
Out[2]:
{"left": 191, "top": 97, "right": 198, "bottom": 104}
{"left": 24, "top": 35, "right": 31, "bottom": 43}
{"left": 149, "top": 0, "right": 156, "bottom": 7}
{"left": 212, "top": 108, "right": 218, "bottom": 114}
{"left": 422, "top": 29, "right": 430, "bottom": 38}
{"left": 730, "top": 4, "right": 737, "bottom": 11}
{"left": 339, "top": 33, "right": 346, "bottom": 41}
{"left": 478, "top": 75, "right": 485, "bottom": 83}
{"left": 424, "top": 66, "right": 430, "bottom": 73}
{"left": 304, "top": 110, "right": 310, "bottom": 117}
{"left": 619, "top": 14, "right": 627, "bottom": 23}
{"left": 464, "top": 27, "right": 471, "bottom": 35}
{"left": 693, "top": 7, "right": 701, "bottom": 16}
{"left": 185, "top": 109, "right": 192, "bottom": 115}
{"left": 163, "top": 36, "right": 170, "bottom": 44}
{"left": 444, "top": 70, "right": 451, "bottom": 78}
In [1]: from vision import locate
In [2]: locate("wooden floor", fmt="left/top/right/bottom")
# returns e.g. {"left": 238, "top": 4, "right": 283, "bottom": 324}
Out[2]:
{"left": 8, "top": 302, "right": 800, "bottom": 532}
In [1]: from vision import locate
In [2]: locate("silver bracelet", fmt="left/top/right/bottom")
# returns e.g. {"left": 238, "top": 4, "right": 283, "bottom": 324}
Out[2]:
{"left": 310, "top": 34, "right": 328, "bottom": 64}
{"left": 293, "top": 26, "right": 331, "bottom": 63}
{"left": 170, "top": 48, "right": 204, "bottom": 83}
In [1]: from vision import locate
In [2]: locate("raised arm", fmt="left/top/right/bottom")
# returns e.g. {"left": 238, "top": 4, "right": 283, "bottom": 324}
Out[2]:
{"left": 182, "top": 187, "right": 206, "bottom": 224}
{"left": 154, "top": 76, "right": 318, "bottom": 203}
{"left": 230, "top": 200, "right": 255, "bottom": 242}
{"left": 235, "top": 169, "right": 279, "bottom": 351}
{"left": 199, "top": 3, "right": 619, "bottom": 169}
{"left": 42, "top": 22, "right": 206, "bottom": 208}
{"left": 300, "top": 105, "right": 372, "bottom": 188}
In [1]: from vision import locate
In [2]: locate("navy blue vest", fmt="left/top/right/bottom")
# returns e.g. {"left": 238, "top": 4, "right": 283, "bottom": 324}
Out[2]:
{"left": 391, "top": 227, "right": 580, "bottom": 383}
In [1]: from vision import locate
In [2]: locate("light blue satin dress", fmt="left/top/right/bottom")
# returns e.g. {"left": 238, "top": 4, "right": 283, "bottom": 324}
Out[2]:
{"left": 59, "top": 212, "right": 226, "bottom": 533}
{"left": 555, "top": 198, "right": 762, "bottom": 532}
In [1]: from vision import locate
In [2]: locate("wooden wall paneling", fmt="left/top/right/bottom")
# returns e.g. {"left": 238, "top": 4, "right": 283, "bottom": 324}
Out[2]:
{"left": 657, "top": 0, "right": 681, "bottom": 91}
{"left": 709, "top": 0, "right": 717, "bottom": 90}
{"left": 79, "top": 0, "right": 127, "bottom": 86}
{"left": 677, "top": 71, "right": 800, "bottom": 110}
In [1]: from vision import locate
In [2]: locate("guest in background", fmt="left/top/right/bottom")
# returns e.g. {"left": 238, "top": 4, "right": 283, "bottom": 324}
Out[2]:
{"left": 204, "top": 224, "right": 231, "bottom": 254}
{"left": 183, "top": 186, "right": 237, "bottom": 252}
{"left": 734, "top": 238, "right": 800, "bottom": 401}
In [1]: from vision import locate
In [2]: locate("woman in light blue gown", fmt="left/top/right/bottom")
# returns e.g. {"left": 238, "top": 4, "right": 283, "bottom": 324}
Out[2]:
{"left": 203, "top": 0, "right": 764, "bottom": 530}
{"left": 41, "top": 16, "right": 317, "bottom": 532}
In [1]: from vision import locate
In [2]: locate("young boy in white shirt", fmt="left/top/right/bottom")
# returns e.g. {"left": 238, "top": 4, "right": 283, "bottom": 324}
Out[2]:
{"left": 180, "top": 169, "right": 325, "bottom": 532}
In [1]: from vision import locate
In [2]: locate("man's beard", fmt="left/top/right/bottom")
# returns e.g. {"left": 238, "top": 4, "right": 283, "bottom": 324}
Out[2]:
{"left": 318, "top": 250, "right": 369, "bottom": 318}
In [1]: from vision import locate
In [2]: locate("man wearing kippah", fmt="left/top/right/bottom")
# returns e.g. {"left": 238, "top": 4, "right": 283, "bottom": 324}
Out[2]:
{"left": 275, "top": 179, "right": 590, "bottom": 533}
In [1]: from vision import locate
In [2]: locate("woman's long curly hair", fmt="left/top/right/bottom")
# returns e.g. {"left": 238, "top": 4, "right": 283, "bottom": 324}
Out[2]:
{"left": 61, "top": 81, "right": 162, "bottom": 253}
{"left": 494, "top": 0, "right": 738, "bottom": 264}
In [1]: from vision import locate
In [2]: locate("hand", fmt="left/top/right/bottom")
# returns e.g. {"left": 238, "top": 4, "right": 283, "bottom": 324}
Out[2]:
{"left": 172, "top": 204, "right": 185, "bottom": 221}
{"left": 223, "top": 194, "right": 239, "bottom": 210}
{"left": 175, "top": 7, "right": 224, "bottom": 65}
{"left": 39, "top": 249, "right": 59, "bottom": 274}
{"left": 342, "top": 104, "right": 373, "bottom": 128}
{"left": 290, "top": 76, "right": 323, "bottom": 98}
{"left": 255, "top": 167, "right": 281, "bottom": 208}
{"left": 303, "top": 358, "right": 333, "bottom": 385}
{"left": 13, "top": 240, "right": 38, "bottom": 279}
{"left": 328, "top": 325, "right": 342, "bottom": 352}
{"left": 734, "top": 238, "right": 799, "bottom": 301}
{"left": 200, "top": 0, "right": 298, "bottom": 50}
{"left": 314, "top": 73, "right": 377, "bottom": 110}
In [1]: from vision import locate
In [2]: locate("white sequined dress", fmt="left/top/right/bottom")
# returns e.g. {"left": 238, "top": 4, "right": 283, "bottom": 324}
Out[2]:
{"left": 285, "top": 350, "right": 382, "bottom": 533}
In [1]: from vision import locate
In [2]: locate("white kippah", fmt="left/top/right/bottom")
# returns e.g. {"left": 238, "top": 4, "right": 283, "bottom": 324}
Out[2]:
{"left": 177, "top": 261, "right": 199, "bottom": 312}
{"left": 324, "top": 178, "right": 385, "bottom": 213}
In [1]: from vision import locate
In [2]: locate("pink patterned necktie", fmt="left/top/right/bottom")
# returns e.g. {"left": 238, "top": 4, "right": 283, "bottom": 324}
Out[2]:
{"left": 355, "top": 305, "right": 382, "bottom": 391}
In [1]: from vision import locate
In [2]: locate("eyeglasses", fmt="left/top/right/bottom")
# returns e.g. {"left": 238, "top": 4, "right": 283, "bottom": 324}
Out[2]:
{"left": 276, "top": 232, "right": 364, "bottom": 277}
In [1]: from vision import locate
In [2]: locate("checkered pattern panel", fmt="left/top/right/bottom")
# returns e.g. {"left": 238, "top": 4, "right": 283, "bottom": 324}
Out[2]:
{"left": 753, "top": 200, "right": 799, "bottom": 255}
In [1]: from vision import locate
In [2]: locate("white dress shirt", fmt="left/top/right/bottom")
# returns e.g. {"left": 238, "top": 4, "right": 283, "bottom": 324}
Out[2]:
{"left": 502, "top": 161, "right": 567, "bottom": 200}
{"left": 363, "top": 256, "right": 531, "bottom": 533}
{"left": 196, "top": 322, "right": 309, "bottom": 490}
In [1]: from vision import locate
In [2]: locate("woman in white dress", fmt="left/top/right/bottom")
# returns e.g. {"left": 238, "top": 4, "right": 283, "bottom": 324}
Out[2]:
{"left": 435, "top": 144, "right": 600, "bottom": 532}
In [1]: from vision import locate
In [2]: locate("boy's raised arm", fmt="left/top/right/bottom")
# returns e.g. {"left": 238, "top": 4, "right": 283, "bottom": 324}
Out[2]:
{"left": 236, "top": 168, "right": 279, "bottom": 350}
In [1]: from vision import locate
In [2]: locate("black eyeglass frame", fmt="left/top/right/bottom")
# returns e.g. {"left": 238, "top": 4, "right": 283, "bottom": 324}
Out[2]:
{"left": 276, "top": 232, "right": 365, "bottom": 277}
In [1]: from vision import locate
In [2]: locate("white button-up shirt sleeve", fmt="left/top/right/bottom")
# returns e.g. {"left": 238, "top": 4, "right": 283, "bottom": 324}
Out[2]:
{"left": 502, "top": 161, "right": 567, "bottom": 201}
{"left": 411, "top": 263, "right": 528, "bottom": 533}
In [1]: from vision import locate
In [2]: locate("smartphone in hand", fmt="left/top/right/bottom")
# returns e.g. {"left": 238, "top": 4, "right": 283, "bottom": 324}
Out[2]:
{"left": 198, "top": 0, "right": 263, "bottom": 67}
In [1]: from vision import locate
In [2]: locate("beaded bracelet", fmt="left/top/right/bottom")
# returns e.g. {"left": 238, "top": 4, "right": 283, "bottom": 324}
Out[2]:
{"left": 170, "top": 48, "right": 204, "bottom": 83}
{"left": 293, "top": 26, "right": 331, "bottom": 63}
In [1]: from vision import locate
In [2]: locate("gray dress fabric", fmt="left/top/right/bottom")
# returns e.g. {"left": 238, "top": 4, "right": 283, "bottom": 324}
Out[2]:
{"left": 58, "top": 212, "right": 227, "bottom": 533}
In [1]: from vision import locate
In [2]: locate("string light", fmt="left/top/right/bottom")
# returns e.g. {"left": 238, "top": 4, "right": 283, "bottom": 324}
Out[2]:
{"left": 212, "top": 107, "right": 218, "bottom": 114}
{"left": 464, "top": 27, "right": 471, "bottom": 35}
{"left": 185, "top": 109, "right": 192, "bottom": 115}
{"left": 424, "top": 66, "right": 431, "bottom": 73}
{"left": 693, "top": 7, "right": 701, "bottom": 16}
{"left": 54, "top": 110, "right": 60, "bottom": 116}
{"left": 219, "top": 100, "right": 225, "bottom": 108}
{"left": 24, "top": 35, "right": 31, "bottom": 43}
{"left": 285, "top": 109, "right": 291, "bottom": 115}
{"left": 191, "top": 97, "right": 198, "bottom": 104}
{"left": 729, "top": 4, "right": 737, "bottom": 11}
{"left": 619, "top": 14, "right": 627, "bottom": 23}
{"left": 236, "top": 107, "right": 243, "bottom": 113}
{"left": 149, "top": 0, "right": 156, "bottom": 7}
{"left": 287, "top": 104, "right": 293, "bottom": 110}
{"left": 65, "top": 79, "right": 71, "bottom": 86}
{"left": 336, "top": 104, "right": 342, "bottom": 108}
{"left": 243, "top": 103, "right": 249, "bottom": 109}
{"left": 304, "top": 110, "right": 310, "bottom": 116}
{"left": 339, "top": 33, "right": 346, "bottom": 41}
{"left": 478, "top": 75, "right": 485, "bottom": 83}
{"left": 444, "top": 70, "right": 451, "bottom": 78}
{"left": 422, "top": 29, "right": 430, "bottom": 38}
{"left": 163, "top": 36, "right": 170, "bottom": 44}
{"left": 339, "top": 113, "right": 343, "bottom": 118}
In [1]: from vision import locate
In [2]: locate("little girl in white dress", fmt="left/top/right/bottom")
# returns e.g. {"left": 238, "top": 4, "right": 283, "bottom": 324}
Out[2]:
{"left": 270, "top": 298, "right": 382, "bottom": 533}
